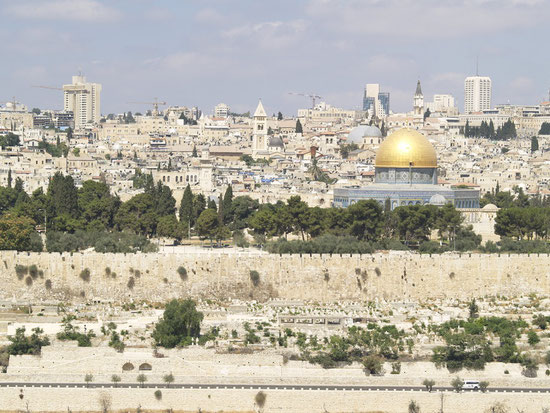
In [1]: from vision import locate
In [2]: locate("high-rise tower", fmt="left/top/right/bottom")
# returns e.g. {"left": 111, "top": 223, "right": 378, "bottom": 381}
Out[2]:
{"left": 63, "top": 75, "right": 101, "bottom": 129}
{"left": 464, "top": 76, "right": 492, "bottom": 113}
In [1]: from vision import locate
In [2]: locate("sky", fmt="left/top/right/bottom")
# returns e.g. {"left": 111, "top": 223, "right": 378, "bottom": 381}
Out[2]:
{"left": 1, "top": 0, "right": 549, "bottom": 116}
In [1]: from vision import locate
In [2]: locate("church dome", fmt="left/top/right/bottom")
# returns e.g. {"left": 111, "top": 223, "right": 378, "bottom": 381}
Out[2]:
{"left": 268, "top": 136, "right": 284, "bottom": 148}
{"left": 375, "top": 128, "right": 437, "bottom": 168}
{"left": 347, "top": 125, "right": 382, "bottom": 144}
{"left": 429, "top": 194, "right": 446, "bottom": 205}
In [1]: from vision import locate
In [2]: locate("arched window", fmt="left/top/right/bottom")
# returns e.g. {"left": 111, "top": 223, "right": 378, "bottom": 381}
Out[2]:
{"left": 139, "top": 363, "right": 152, "bottom": 371}
{"left": 122, "top": 362, "right": 134, "bottom": 371}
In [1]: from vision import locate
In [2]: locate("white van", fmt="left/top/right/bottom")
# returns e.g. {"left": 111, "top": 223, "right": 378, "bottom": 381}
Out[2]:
{"left": 463, "top": 380, "right": 480, "bottom": 390}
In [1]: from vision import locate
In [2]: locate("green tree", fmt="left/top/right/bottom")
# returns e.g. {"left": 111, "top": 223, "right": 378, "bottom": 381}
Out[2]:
{"left": 163, "top": 373, "right": 175, "bottom": 388}
{"left": 7, "top": 169, "right": 12, "bottom": 188}
{"left": 114, "top": 193, "right": 158, "bottom": 236}
{"left": 78, "top": 180, "right": 120, "bottom": 231}
{"left": 408, "top": 400, "right": 420, "bottom": 413}
{"left": 111, "top": 374, "right": 121, "bottom": 387}
{"left": 223, "top": 185, "right": 233, "bottom": 224}
{"left": 179, "top": 184, "right": 194, "bottom": 228}
{"left": 339, "top": 143, "right": 359, "bottom": 159}
{"left": 531, "top": 136, "right": 539, "bottom": 152}
{"left": 136, "top": 373, "right": 147, "bottom": 387}
{"left": 539, "top": 122, "right": 550, "bottom": 135}
{"left": 7, "top": 327, "right": 50, "bottom": 355}
{"left": 152, "top": 299, "right": 204, "bottom": 348}
{"left": 295, "top": 119, "right": 303, "bottom": 134}
{"left": 0, "top": 214, "right": 37, "bottom": 251}
{"left": 277, "top": 111, "right": 283, "bottom": 120}
{"left": 192, "top": 145, "right": 198, "bottom": 157}
{"left": 157, "top": 215, "right": 184, "bottom": 240}
{"left": 84, "top": 373, "right": 93, "bottom": 387}
{"left": 196, "top": 209, "right": 219, "bottom": 243}
{"left": 47, "top": 172, "right": 80, "bottom": 222}
{"left": 230, "top": 196, "right": 259, "bottom": 230}
{"left": 422, "top": 379, "right": 435, "bottom": 392}
{"left": 346, "top": 200, "right": 384, "bottom": 241}
{"left": 451, "top": 377, "right": 463, "bottom": 392}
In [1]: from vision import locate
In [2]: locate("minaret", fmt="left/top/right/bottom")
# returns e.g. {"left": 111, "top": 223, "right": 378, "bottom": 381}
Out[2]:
{"left": 252, "top": 99, "right": 268, "bottom": 155}
{"left": 413, "top": 80, "right": 424, "bottom": 116}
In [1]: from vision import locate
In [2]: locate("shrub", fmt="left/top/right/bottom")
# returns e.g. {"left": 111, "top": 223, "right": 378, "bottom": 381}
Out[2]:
{"left": 127, "top": 277, "right": 135, "bottom": 290}
{"left": 391, "top": 361, "right": 401, "bottom": 374}
{"left": 105, "top": 267, "right": 111, "bottom": 276}
{"left": 79, "top": 268, "right": 91, "bottom": 282}
{"left": 15, "top": 265, "right": 28, "bottom": 280}
{"left": 27, "top": 265, "right": 38, "bottom": 279}
{"left": 45, "top": 279, "right": 52, "bottom": 290}
{"left": 255, "top": 391, "right": 267, "bottom": 409}
{"left": 527, "top": 330, "right": 540, "bottom": 346}
{"left": 250, "top": 270, "right": 260, "bottom": 287}
{"left": 25, "top": 276, "right": 33, "bottom": 287}
{"left": 374, "top": 267, "right": 381, "bottom": 276}
{"left": 408, "top": 400, "right": 420, "bottom": 413}
{"left": 362, "top": 355, "right": 383, "bottom": 375}
{"left": 154, "top": 390, "right": 162, "bottom": 400}
{"left": 177, "top": 266, "right": 187, "bottom": 281}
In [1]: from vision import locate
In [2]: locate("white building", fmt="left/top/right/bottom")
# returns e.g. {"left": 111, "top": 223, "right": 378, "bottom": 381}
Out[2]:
{"left": 214, "top": 103, "right": 230, "bottom": 118}
{"left": 464, "top": 76, "right": 491, "bottom": 113}
{"left": 426, "top": 94, "right": 458, "bottom": 116}
{"left": 63, "top": 75, "right": 101, "bottom": 129}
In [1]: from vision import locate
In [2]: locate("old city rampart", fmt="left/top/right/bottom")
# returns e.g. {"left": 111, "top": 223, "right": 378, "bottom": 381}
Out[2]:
{"left": 0, "top": 251, "right": 548, "bottom": 303}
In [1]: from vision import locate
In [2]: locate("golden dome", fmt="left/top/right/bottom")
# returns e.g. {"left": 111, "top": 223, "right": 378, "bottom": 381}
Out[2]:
{"left": 375, "top": 128, "right": 437, "bottom": 168}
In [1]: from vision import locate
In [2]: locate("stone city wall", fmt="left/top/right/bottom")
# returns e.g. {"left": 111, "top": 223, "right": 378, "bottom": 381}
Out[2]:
{"left": 0, "top": 386, "right": 548, "bottom": 413}
{"left": 0, "top": 251, "right": 548, "bottom": 303}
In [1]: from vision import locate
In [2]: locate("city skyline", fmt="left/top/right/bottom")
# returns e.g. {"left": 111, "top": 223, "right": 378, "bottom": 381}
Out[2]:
{"left": 1, "top": 0, "right": 549, "bottom": 115}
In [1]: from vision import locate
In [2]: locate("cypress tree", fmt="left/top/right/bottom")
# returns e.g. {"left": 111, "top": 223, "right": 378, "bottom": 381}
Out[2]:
{"left": 179, "top": 184, "right": 194, "bottom": 226}
{"left": 192, "top": 145, "right": 198, "bottom": 157}
{"left": 7, "top": 169, "right": 12, "bottom": 188}
{"left": 223, "top": 185, "right": 233, "bottom": 224}
{"left": 296, "top": 119, "right": 303, "bottom": 134}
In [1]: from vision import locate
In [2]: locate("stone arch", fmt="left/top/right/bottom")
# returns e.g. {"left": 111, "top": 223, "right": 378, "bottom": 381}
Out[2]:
{"left": 139, "top": 362, "right": 152, "bottom": 371}
{"left": 122, "top": 362, "right": 134, "bottom": 371}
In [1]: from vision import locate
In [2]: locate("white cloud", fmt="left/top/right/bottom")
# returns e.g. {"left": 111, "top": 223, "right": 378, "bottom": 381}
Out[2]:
{"left": 222, "top": 20, "right": 308, "bottom": 49}
{"left": 195, "top": 8, "right": 226, "bottom": 24}
{"left": 305, "top": 0, "right": 547, "bottom": 38}
{"left": 367, "top": 54, "right": 417, "bottom": 75}
{"left": 6, "top": 0, "right": 120, "bottom": 22}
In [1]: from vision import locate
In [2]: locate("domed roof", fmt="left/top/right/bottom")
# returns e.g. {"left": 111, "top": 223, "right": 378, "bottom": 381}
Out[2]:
{"left": 268, "top": 136, "right": 284, "bottom": 148}
{"left": 429, "top": 194, "right": 447, "bottom": 205}
{"left": 482, "top": 203, "right": 498, "bottom": 210}
{"left": 347, "top": 125, "right": 382, "bottom": 144}
{"left": 375, "top": 128, "right": 437, "bottom": 168}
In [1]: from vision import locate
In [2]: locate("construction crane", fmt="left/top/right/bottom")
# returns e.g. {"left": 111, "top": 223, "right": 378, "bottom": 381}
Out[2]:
{"left": 0, "top": 96, "right": 20, "bottom": 109}
{"left": 32, "top": 85, "right": 64, "bottom": 91}
{"left": 288, "top": 92, "right": 323, "bottom": 109}
{"left": 127, "top": 98, "right": 167, "bottom": 116}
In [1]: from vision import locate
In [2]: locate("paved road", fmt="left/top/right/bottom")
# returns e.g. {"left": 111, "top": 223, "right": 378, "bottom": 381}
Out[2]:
{"left": 0, "top": 382, "right": 548, "bottom": 393}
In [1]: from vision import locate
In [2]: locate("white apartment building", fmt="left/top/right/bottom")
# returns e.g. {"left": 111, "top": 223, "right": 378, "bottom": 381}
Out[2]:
{"left": 426, "top": 94, "right": 458, "bottom": 115}
{"left": 464, "top": 76, "right": 491, "bottom": 113}
{"left": 214, "top": 103, "right": 230, "bottom": 118}
{"left": 63, "top": 75, "right": 101, "bottom": 129}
